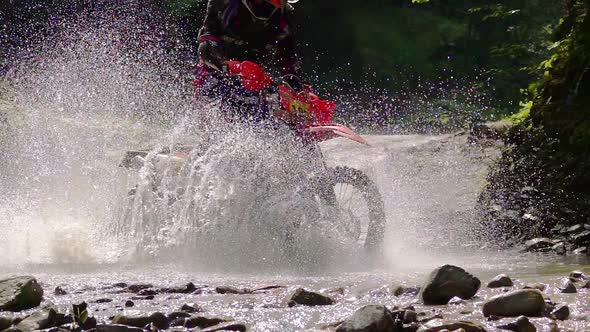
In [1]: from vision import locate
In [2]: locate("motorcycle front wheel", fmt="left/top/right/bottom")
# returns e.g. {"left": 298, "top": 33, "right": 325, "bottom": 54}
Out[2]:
{"left": 318, "top": 166, "right": 386, "bottom": 253}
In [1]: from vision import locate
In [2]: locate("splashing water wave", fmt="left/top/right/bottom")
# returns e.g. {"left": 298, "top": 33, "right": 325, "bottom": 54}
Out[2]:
{"left": 0, "top": 9, "right": 368, "bottom": 272}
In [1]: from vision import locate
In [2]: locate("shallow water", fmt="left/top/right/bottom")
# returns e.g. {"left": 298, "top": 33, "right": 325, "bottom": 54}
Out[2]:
{"left": 2, "top": 133, "right": 589, "bottom": 331}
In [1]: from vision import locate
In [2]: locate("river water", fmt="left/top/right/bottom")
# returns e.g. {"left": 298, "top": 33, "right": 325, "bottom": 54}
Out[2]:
{"left": 1, "top": 15, "right": 589, "bottom": 330}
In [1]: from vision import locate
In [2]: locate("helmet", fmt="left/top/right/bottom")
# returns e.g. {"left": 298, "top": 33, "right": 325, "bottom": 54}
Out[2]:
{"left": 242, "top": 0, "right": 298, "bottom": 20}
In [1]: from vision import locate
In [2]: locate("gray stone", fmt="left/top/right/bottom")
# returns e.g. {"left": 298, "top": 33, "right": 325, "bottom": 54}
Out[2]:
{"left": 420, "top": 265, "right": 481, "bottom": 305}
{"left": 215, "top": 286, "right": 248, "bottom": 295}
{"left": 417, "top": 319, "right": 487, "bottom": 332}
{"left": 569, "top": 270, "right": 585, "bottom": 279}
{"left": 552, "top": 304, "right": 570, "bottom": 321}
{"left": 126, "top": 284, "right": 153, "bottom": 293}
{"left": 573, "top": 247, "right": 588, "bottom": 255}
{"left": 287, "top": 288, "right": 334, "bottom": 306}
{"left": 180, "top": 303, "right": 201, "bottom": 313}
{"left": 53, "top": 287, "right": 66, "bottom": 296}
{"left": 167, "top": 312, "right": 191, "bottom": 321}
{"left": 0, "top": 277, "right": 44, "bottom": 312}
{"left": 96, "top": 324, "right": 144, "bottom": 332}
{"left": 559, "top": 280, "right": 577, "bottom": 293}
{"left": 202, "top": 322, "right": 248, "bottom": 332}
{"left": 336, "top": 305, "right": 396, "bottom": 332}
{"left": 572, "top": 230, "right": 590, "bottom": 245}
{"left": 561, "top": 224, "right": 584, "bottom": 235}
{"left": 16, "top": 308, "right": 59, "bottom": 331}
{"left": 524, "top": 238, "right": 554, "bottom": 252}
{"left": 487, "top": 274, "right": 514, "bottom": 288}
{"left": 182, "top": 316, "right": 231, "bottom": 329}
{"left": 159, "top": 282, "right": 197, "bottom": 294}
{"left": 552, "top": 242, "right": 566, "bottom": 255}
{"left": 482, "top": 289, "right": 545, "bottom": 317}
{"left": 0, "top": 316, "right": 13, "bottom": 330}
{"left": 497, "top": 316, "right": 536, "bottom": 332}
{"left": 470, "top": 120, "right": 514, "bottom": 140}
{"left": 111, "top": 312, "right": 169, "bottom": 330}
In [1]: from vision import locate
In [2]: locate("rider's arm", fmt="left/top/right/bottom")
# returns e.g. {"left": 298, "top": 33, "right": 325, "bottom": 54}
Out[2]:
{"left": 197, "top": 0, "right": 228, "bottom": 72}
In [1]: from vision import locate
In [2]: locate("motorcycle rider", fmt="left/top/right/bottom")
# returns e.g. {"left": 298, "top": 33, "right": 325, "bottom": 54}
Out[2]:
{"left": 194, "top": 0, "right": 303, "bottom": 121}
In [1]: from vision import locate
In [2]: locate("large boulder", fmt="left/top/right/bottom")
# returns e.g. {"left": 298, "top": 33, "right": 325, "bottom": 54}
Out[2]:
{"left": 16, "top": 307, "right": 62, "bottom": 331}
{"left": 0, "top": 276, "right": 44, "bottom": 311}
{"left": 336, "top": 305, "right": 397, "bottom": 332}
{"left": 482, "top": 289, "right": 545, "bottom": 317}
{"left": 420, "top": 265, "right": 481, "bottom": 305}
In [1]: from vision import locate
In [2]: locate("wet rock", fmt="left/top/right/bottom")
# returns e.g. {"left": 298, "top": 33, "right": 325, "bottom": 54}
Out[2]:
{"left": 552, "top": 243, "right": 566, "bottom": 255}
{"left": 551, "top": 304, "right": 570, "bottom": 320}
{"left": 482, "top": 289, "right": 545, "bottom": 317}
{"left": 53, "top": 287, "right": 67, "bottom": 296}
{"left": 181, "top": 316, "right": 231, "bottom": 329}
{"left": 0, "top": 276, "right": 44, "bottom": 311}
{"left": 160, "top": 282, "right": 197, "bottom": 294}
{"left": 569, "top": 270, "right": 585, "bottom": 279}
{"left": 559, "top": 280, "right": 577, "bottom": 293}
{"left": 469, "top": 120, "right": 514, "bottom": 140}
{"left": 180, "top": 303, "right": 201, "bottom": 313}
{"left": 572, "top": 230, "right": 590, "bottom": 245}
{"left": 2, "top": 328, "right": 22, "bottom": 332}
{"left": 335, "top": 305, "right": 396, "bottom": 332}
{"left": 524, "top": 238, "right": 554, "bottom": 252}
{"left": 287, "top": 288, "right": 334, "bottom": 307}
{"left": 487, "top": 275, "right": 513, "bottom": 288}
{"left": 167, "top": 312, "right": 191, "bottom": 321}
{"left": 420, "top": 265, "right": 481, "bottom": 305}
{"left": 393, "top": 285, "right": 420, "bottom": 297}
{"left": 82, "top": 316, "right": 98, "bottom": 330}
{"left": 404, "top": 310, "right": 418, "bottom": 324}
{"left": 573, "top": 246, "right": 588, "bottom": 255}
{"left": 111, "top": 283, "right": 128, "bottom": 288}
{"left": 251, "top": 285, "right": 286, "bottom": 293}
{"left": 497, "top": 316, "right": 536, "bottom": 332}
{"left": 137, "top": 289, "right": 158, "bottom": 296}
{"left": 561, "top": 224, "right": 585, "bottom": 235}
{"left": 124, "top": 301, "right": 134, "bottom": 308}
{"left": 522, "top": 284, "right": 546, "bottom": 292}
{"left": 201, "top": 322, "right": 248, "bottom": 332}
{"left": 16, "top": 307, "right": 60, "bottom": 331}
{"left": 126, "top": 284, "right": 153, "bottom": 293}
{"left": 96, "top": 324, "right": 144, "bottom": 332}
{"left": 403, "top": 323, "right": 419, "bottom": 332}
{"left": 111, "top": 312, "right": 169, "bottom": 330}
{"left": 215, "top": 286, "right": 249, "bottom": 295}
{"left": 0, "top": 316, "right": 13, "bottom": 330}
{"left": 416, "top": 319, "right": 486, "bottom": 332}
{"left": 92, "top": 298, "right": 113, "bottom": 303}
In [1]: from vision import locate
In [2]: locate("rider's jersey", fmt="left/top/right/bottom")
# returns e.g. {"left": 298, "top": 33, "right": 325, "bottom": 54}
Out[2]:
{"left": 197, "top": 0, "right": 300, "bottom": 76}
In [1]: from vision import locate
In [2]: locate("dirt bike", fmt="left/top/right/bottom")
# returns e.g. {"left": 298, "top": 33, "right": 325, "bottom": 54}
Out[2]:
{"left": 119, "top": 61, "right": 386, "bottom": 252}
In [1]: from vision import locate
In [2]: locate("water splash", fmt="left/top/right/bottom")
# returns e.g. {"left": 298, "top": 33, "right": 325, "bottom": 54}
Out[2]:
{"left": 0, "top": 6, "right": 367, "bottom": 272}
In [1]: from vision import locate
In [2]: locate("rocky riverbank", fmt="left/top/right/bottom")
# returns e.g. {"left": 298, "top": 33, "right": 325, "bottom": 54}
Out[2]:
{"left": 1, "top": 263, "right": 589, "bottom": 332}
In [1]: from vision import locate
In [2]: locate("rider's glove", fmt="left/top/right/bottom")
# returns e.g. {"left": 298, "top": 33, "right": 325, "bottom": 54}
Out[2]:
{"left": 224, "top": 60, "right": 243, "bottom": 75}
{"left": 224, "top": 60, "right": 273, "bottom": 92}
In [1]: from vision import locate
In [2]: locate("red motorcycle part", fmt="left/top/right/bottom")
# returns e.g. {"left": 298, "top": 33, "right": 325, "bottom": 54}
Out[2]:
{"left": 278, "top": 85, "right": 336, "bottom": 125}
{"left": 240, "top": 61, "right": 273, "bottom": 91}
